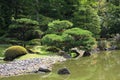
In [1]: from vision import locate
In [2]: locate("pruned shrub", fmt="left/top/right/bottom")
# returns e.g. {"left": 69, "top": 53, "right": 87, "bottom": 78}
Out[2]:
{"left": 25, "top": 30, "right": 43, "bottom": 41}
{"left": 47, "top": 20, "right": 73, "bottom": 34}
{"left": 8, "top": 18, "right": 41, "bottom": 46}
{"left": 4, "top": 46, "right": 28, "bottom": 61}
{"left": 27, "top": 39, "right": 41, "bottom": 45}
{"left": 63, "top": 28, "right": 96, "bottom": 51}
{"left": 46, "top": 46, "right": 61, "bottom": 52}
{"left": 41, "top": 34, "right": 63, "bottom": 48}
{"left": 41, "top": 28, "right": 96, "bottom": 51}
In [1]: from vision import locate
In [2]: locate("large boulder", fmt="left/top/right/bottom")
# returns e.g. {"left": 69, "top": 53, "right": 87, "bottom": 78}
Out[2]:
{"left": 57, "top": 68, "right": 70, "bottom": 75}
{"left": 70, "top": 48, "right": 85, "bottom": 58}
{"left": 83, "top": 51, "right": 91, "bottom": 57}
{"left": 58, "top": 50, "right": 71, "bottom": 58}
{"left": 38, "top": 68, "right": 51, "bottom": 73}
{"left": 38, "top": 65, "right": 51, "bottom": 73}
{"left": 70, "top": 47, "right": 91, "bottom": 58}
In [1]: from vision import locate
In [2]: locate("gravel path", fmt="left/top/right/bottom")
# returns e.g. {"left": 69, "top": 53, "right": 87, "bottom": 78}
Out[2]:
{"left": 0, "top": 56, "right": 66, "bottom": 77}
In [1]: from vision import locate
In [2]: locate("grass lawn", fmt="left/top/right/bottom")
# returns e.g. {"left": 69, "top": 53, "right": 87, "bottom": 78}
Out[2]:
{"left": 0, "top": 45, "right": 55, "bottom": 61}
{"left": 17, "top": 54, "right": 48, "bottom": 60}
{"left": 27, "top": 45, "right": 56, "bottom": 55}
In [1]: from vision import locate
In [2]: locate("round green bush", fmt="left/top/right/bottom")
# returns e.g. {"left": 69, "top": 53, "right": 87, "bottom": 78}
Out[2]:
{"left": 4, "top": 46, "right": 28, "bottom": 61}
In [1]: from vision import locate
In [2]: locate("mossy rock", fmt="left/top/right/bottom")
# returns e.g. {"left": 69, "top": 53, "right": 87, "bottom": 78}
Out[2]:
{"left": 4, "top": 46, "right": 28, "bottom": 61}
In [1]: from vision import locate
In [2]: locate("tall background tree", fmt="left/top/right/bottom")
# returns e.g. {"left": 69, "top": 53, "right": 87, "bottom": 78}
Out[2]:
{"left": 107, "top": 0, "right": 120, "bottom": 35}
{"left": 98, "top": 0, "right": 120, "bottom": 38}
{"left": 8, "top": 18, "right": 42, "bottom": 46}
{"left": 0, "top": 0, "right": 13, "bottom": 36}
{"left": 0, "top": 0, "right": 119, "bottom": 42}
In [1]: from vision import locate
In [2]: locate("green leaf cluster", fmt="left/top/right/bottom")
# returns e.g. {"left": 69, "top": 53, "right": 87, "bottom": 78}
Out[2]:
{"left": 7, "top": 18, "right": 42, "bottom": 46}
{"left": 47, "top": 20, "right": 73, "bottom": 34}
{"left": 15, "top": 18, "right": 39, "bottom": 25}
{"left": 41, "top": 20, "right": 96, "bottom": 51}
{"left": 73, "top": 5, "right": 101, "bottom": 36}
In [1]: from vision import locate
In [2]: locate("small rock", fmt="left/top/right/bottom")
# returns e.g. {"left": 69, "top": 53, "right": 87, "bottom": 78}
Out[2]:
{"left": 70, "top": 48, "right": 85, "bottom": 58}
{"left": 58, "top": 68, "right": 70, "bottom": 75}
{"left": 38, "top": 68, "right": 51, "bottom": 73}
{"left": 83, "top": 51, "right": 91, "bottom": 57}
{"left": 58, "top": 50, "right": 71, "bottom": 58}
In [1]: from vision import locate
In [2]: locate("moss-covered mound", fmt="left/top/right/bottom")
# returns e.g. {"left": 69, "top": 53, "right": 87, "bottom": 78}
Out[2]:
{"left": 4, "top": 46, "right": 28, "bottom": 61}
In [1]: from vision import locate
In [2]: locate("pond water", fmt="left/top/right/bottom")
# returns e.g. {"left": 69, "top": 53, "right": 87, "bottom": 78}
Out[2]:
{"left": 0, "top": 50, "right": 120, "bottom": 80}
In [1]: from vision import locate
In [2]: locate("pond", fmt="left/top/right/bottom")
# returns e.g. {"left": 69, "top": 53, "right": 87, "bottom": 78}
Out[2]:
{"left": 0, "top": 50, "right": 120, "bottom": 80}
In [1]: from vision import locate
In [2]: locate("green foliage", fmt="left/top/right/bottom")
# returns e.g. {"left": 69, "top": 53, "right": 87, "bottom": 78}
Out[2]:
{"left": 107, "top": 5, "right": 120, "bottom": 35}
{"left": 39, "top": 0, "right": 79, "bottom": 20}
{"left": 63, "top": 28, "right": 96, "bottom": 50}
{"left": 0, "top": 0, "right": 13, "bottom": 34}
{"left": 108, "top": 0, "right": 120, "bottom": 6}
{"left": 29, "top": 46, "right": 56, "bottom": 55}
{"left": 0, "top": 36, "right": 21, "bottom": 44}
{"left": 42, "top": 27, "right": 96, "bottom": 51}
{"left": 9, "top": 18, "right": 39, "bottom": 29}
{"left": 27, "top": 39, "right": 41, "bottom": 45}
{"left": 25, "top": 30, "right": 43, "bottom": 40}
{"left": 99, "top": 1, "right": 120, "bottom": 38}
{"left": 4, "top": 46, "right": 28, "bottom": 61}
{"left": 15, "top": 18, "right": 39, "bottom": 25}
{"left": 73, "top": 5, "right": 101, "bottom": 36}
{"left": 70, "top": 52, "right": 77, "bottom": 58}
{"left": 8, "top": 18, "right": 42, "bottom": 46}
{"left": 39, "top": 15, "right": 53, "bottom": 31}
{"left": 63, "top": 28, "right": 92, "bottom": 36}
{"left": 47, "top": 20, "right": 73, "bottom": 34}
{"left": 0, "top": 0, "right": 119, "bottom": 40}
{"left": 46, "top": 46, "right": 61, "bottom": 53}
{"left": 0, "top": 17, "right": 5, "bottom": 36}
{"left": 97, "top": 40, "right": 111, "bottom": 50}
{"left": 0, "top": 44, "right": 11, "bottom": 57}
{"left": 113, "top": 34, "right": 120, "bottom": 49}
{"left": 41, "top": 34, "right": 63, "bottom": 48}
{"left": 1, "top": 0, "right": 119, "bottom": 52}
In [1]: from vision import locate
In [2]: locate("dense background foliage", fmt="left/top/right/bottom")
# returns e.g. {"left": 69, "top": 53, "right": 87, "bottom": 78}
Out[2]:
{"left": 0, "top": 0, "right": 119, "bottom": 51}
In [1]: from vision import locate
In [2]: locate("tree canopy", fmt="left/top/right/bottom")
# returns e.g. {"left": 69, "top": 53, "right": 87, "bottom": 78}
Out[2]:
{"left": 0, "top": 0, "right": 119, "bottom": 50}
{"left": 42, "top": 20, "right": 96, "bottom": 51}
